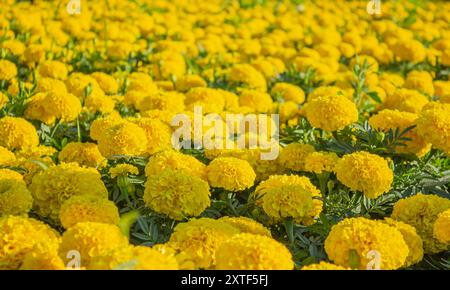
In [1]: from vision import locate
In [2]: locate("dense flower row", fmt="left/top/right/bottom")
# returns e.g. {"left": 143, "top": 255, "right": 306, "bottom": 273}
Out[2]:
{"left": 0, "top": 0, "right": 449, "bottom": 270}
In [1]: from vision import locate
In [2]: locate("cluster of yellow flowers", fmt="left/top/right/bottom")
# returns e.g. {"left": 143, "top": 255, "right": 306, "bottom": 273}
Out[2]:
{"left": 0, "top": 0, "right": 450, "bottom": 271}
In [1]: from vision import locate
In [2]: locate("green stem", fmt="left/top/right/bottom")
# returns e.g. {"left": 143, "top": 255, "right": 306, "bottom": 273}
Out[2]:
{"left": 227, "top": 192, "right": 239, "bottom": 216}
{"left": 76, "top": 117, "right": 81, "bottom": 142}
{"left": 284, "top": 217, "right": 295, "bottom": 245}
{"left": 50, "top": 119, "right": 62, "bottom": 139}
{"left": 317, "top": 172, "right": 330, "bottom": 195}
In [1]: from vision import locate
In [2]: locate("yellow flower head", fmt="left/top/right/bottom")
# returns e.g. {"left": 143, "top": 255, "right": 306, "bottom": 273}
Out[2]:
{"left": 167, "top": 218, "right": 240, "bottom": 269}
{"left": 324, "top": 217, "right": 409, "bottom": 270}
{"left": 29, "top": 162, "right": 108, "bottom": 221}
{"left": 215, "top": 233, "right": 293, "bottom": 270}
{"left": 109, "top": 164, "right": 139, "bottom": 179}
{"left": 303, "top": 95, "right": 358, "bottom": 131}
{"left": 59, "top": 142, "right": 105, "bottom": 168}
{"left": 252, "top": 174, "right": 322, "bottom": 225}
{"left": 206, "top": 157, "right": 256, "bottom": 192}
{"left": 97, "top": 121, "right": 148, "bottom": 157}
{"left": 302, "top": 261, "right": 349, "bottom": 270}
{"left": 20, "top": 242, "right": 65, "bottom": 270}
{"left": 0, "top": 215, "right": 60, "bottom": 269}
{"left": 0, "top": 179, "right": 33, "bottom": 216}
{"left": 278, "top": 143, "right": 316, "bottom": 171}
{"left": 335, "top": 151, "right": 393, "bottom": 199}
{"left": 144, "top": 169, "right": 210, "bottom": 220}
{"left": 416, "top": 103, "right": 450, "bottom": 154}
{"left": 59, "top": 195, "right": 120, "bottom": 229}
{"left": 392, "top": 193, "right": 450, "bottom": 254}
{"left": 145, "top": 150, "right": 206, "bottom": 180}
{"left": 59, "top": 222, "right": 129, "bottom": 269}
{"left": 0, "top": 59, "right": 17, "bottom": 80}
{"left": 271, "top": 82, "right": 305, "bottom": 104}
{"left": 0, "top": 117, "right": 39, "bottom": 150}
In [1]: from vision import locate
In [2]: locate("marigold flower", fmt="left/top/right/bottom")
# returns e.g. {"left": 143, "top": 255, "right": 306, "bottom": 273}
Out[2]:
{"left": 392, "top": 193, "right": 450, "bottom": 254}
{"left": 215, "top": 233, "right": 293, "bottom": 270}
{"left": 59, "top": 222, "right": 129, "bottom": 268}
{"left": 97, "top": 121, "right": 148, "bottom": 157}
{"left": 278, "top": 143, "right": 316, "bottom": 171}
{"left": 185, "top": 87, "right": 225, "bottom": 113}
{"left": 382, "top": 88, "right": 429, "bottom": 114}
{"left": 59, "top": 195, "right": 120, "bottom": 229}
{"left": 228, "top": 64, "right": 267, "bottom": 92}
{"left": 335, "top": 151, "right": 393, "bottom": 199}
{"left": 29, "top": 162, "right": 108, "bottom": 221}
{"left": 167, "top": 218, "right": 240, "bottom": 269}
{"left": 38, "top": 60, "right": 68, "bottom": 80}
{"left": 304, "top": 151, "right": 340, "bottom": 174}
{"left": 206, "top": 157, "right": 256, "bottom": 191}
{"left": 0, "top": 216, "right": 60, "bottom": 269}
{"left": 0, "top": 146, "right": 16, "bottom": 166}
{"left": 128, "top": 117, "right": 172, "bottom": 155}
{"left": 303, "top": 95, "right": 358, "bottom": 131}
{"left": 271, "top": 83, "right": 305, "bottom": 104}
{"left": 145, "top": 150, "right": 207, "bottom": 180}
{"left": 0, "top": 178, "right": 32, "bottom": 216}
{"left": 20, "top": 242, "right": 66, "bottom": 270}
{"left": 434, "top": 209, "right": 450, "bottom": 245}
{"left": 144, "top": 169, "right": 210, "bottom": 220}
{"left": 59, "top": 142, "right": 105, "bottom": 168}
{"left": 324, "top": 217, "right": 409, "bottom": 270}
{"left": 109, "top": 164, "right": 139, "bottom": 178}
{"left": 0, "top": 117, "right": 39, "bottom": 150}
{"left": 252, "top": 174, "right": 322, "bottom": 226}
{"left": 302, "top": 262, "right": 349, "bottom": 270}
{"left": 0, "top": 59, "right": 17, "bottom": 80}
{"left": 416, "top": 103, "right": 450, "bottom": 154}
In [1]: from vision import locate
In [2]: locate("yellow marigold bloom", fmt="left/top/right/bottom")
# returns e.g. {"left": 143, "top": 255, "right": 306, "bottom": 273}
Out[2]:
{"left": 84, "top": 93, "right": 115, "bottom": 114}
{"left": 89, "top": 113, "right": 123, "bottom": 141}
{"left": 239, "top": 89, "right": 273, "bottom": 113}
{"left": 128, "top": 117, "right": 172, "bottom": 155}
{"left": 434, "top": 209, "right": 450, "bottom": 245}
{"left": 335, "top": 151, "right": 393, "bottom": 199}
{"left": 0, "top": 59, "right": 17, "bottom": 80}
{"left": 228, "top": 64, "right": 267, "bottom": 92}
{"left": 416, "top": 104, "right": 450, "bottom": 154}
{"left": 20, "top": 242, "right": 65, "bottom": 270}
{"left": 145, "top": 150, "right": 206, "bottom": 180}
{"left": 369, "top": 109, "right": 431, "bottom": 157}
{"left": 215, "top": 233, "right": 293, "bottom": 270}
{"left": 138, "top": 91, "right": 185, "bottom": 113}
{"left": 0, "top": 117, "right": 39, "bottom": 150}
{"left": 324, "top": 217, "right": 409, "bottom": 270}
{"left": 303, "top": 95, "right": 358, "bottom": 131}
{"left": 0, "top": 215, "right": 60, "bottom": 270}
{"left": 144, "top": 169, "right": 210, "bottom": 220}
{"left": 140, "top": 109, "right": 177, "bottom": 124}
{"left": 13, "top": 145, "right": 56, "bottom": 185}
{"left": 175, "top": 75, "right": 207, "bottom": 92}
{"left": 0, "top": 178, "right": 32, "bottom": 216}
{"left": 38, "top": 60, "right": 68, "bottom": 80}
{"left": 167, "top": 218, "right": 240, "bottom": 269}
{"left": 261, "top": 184, "right": 315, "bottom": 224}
{"left": 26, "top": 91, "right": 82, "bottom": 124}
{"left": 252, "top": 174, "right": 322, "bottom": 226}
{"left": 278, "top": 143, "right": 316, "bottom": 171}
{"left": 24, "top": 44, "right": 46, "bottom": 64}
{"left": 392, "top": 193, "right": 450, "bottom": 254}
{"left": 184, "top": 87, "right": 225, "bottom": 113}
{"left": 392, "top": 39, "right": 426, "bottom": 63}
{"left": 382, "top": 88, "right": 429, "bottom": 114}
{"left": 278, "top": 101, "right": 299, "bottom": 123}
{"left": 91, "top": 72, "right": 118, "bottom": 94}
{"left": 59, "top": 142, "right": 105, "bottom": 168}
{"left": 59, "top": 222, "right": 129, "bottom": 268}
{"left": 219, "top": 216, "right": 271, "bottom": 237}
{"left": 59, "top": 195, "right": 120, "bottom": 229}
{"left": 29, "top": 162, "right": 108, "bottom": 221}
{"left": 0, "top": 39, "right": 25, "bottom": 56}
{"left": 302, "top": 261, "right": 350, "bottom": 270}
{"left": 97, "top": 121, "right": 148, "bottom": 157}
{"left": 271, "top": 82, "right": 305, "bottom": 104}
{"left": 24, "top": 92, "right": 55, "bottom": 124}
{"left": 151, "top": 51, "right": 186, "bottom": 80}
{"left": 382, "top": 218, "right": 424, "bottom": 267}
{"left": 89, "top": 245, "right": 178, "bottom": 270}
{"left": 206, "top": 157, "right": 255, "bottom": 192}
{"left": 0, "top": 146, "right": 16, "bottom": 166}
{"left": 124, "top": 90, "right": 149, "bottom": 109}
{"left": 404, "top": 71, "right": 435, "bottom": 96}
{"left": 304, "top": 151, "right": 340, "bottom": 174}
{"left": 109, "top": 164, "right": 139, "bottom": 178}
